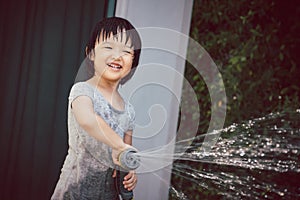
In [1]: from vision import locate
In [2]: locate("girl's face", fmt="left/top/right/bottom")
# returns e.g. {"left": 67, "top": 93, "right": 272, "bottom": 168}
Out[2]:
{"left": 91, "top": 32, "right": 134, "bottom": 84}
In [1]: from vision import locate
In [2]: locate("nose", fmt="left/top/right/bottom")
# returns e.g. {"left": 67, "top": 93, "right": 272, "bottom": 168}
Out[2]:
{"left": 111, "top": 49, "right": 123, "bottom": 60}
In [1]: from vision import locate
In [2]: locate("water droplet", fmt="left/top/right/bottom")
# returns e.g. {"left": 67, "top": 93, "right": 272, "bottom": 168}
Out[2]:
{"left": 279, "top": 192, "right": 284, "bottom": 196}
{"left": 291, "top": 149, "right": 298, "bottom": 154}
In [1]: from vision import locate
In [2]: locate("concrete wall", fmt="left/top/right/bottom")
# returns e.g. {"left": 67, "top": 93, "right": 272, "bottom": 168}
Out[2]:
{"left": 116, "top": 1, "right": 194, "bottom": 199}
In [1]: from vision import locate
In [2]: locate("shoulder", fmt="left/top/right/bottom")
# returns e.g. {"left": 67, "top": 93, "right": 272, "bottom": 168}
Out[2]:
{"left": 69, "top": 82, "right": 95, "bottom": 102}
{"left": 70, "top": 81, "right": 92, "bottom": 91}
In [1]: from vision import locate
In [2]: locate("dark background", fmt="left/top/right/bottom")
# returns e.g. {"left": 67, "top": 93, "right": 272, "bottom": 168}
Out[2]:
{"left": 0, "top": 0, "right": 111, "bottom": 199}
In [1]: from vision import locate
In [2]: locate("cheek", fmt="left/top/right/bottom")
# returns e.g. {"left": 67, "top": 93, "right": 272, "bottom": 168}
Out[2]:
{"left": 93, "top": 57, "right": 108, "bottom": 72}
{"left": 93, "top": 52, "right": 108, "bottom": 65}
{"left": 125, "top": 57, "right": 134, "bottom": 68}
{"left": 122, "top": 60, "right": 133, "bottom": 76}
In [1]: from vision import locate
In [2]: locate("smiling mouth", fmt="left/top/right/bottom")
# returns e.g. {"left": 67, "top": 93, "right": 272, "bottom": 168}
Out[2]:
{"left": 107, "top": 63, "right": 122, "bottom": 70}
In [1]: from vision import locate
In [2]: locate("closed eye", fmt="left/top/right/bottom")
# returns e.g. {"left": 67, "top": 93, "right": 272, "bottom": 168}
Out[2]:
{"left": 104, "top": 46, "right": 112, "bottom": 49}
{"left": 123, "top": 50, "right": 132, "bottom": 54}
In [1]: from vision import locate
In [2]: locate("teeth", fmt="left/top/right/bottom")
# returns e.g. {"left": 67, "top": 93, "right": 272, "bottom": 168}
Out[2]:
{"left": 108, "top": 63, "right": 122, "bottom": 69}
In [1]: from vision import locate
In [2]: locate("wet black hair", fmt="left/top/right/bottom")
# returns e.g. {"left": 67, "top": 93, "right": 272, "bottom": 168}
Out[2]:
{"left": 85, "top": 17, "right": 142, "bottom": 84}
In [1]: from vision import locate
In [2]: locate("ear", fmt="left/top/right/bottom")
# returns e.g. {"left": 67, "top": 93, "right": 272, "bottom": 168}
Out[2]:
{"left": 86, "top": 47, "right": 95, "bottom": 61}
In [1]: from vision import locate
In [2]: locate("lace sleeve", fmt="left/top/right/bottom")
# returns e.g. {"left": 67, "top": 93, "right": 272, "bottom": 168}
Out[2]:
{"left": 127, "top": 103, "right": 136, "bottom": 131}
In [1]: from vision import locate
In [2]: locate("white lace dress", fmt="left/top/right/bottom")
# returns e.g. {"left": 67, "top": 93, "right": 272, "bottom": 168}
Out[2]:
{"left": 51, "top": 82, "right": 135, "bottom": 200}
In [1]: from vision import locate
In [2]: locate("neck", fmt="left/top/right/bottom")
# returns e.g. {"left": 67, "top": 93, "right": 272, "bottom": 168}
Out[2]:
{"left": 91, "top": 76, "right": 119, "bottom": 94}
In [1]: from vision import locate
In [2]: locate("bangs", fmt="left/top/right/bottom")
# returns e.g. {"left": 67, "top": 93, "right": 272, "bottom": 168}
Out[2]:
{"left": 87, "top": 17, "right": 141, "bottom": 53}
{"left": 97, "top": 28, "right": 134, "bottom": 48}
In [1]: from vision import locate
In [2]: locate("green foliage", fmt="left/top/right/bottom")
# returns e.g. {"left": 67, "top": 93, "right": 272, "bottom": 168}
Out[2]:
{"left": 185, "top": 0, "right": 300, "bottom": 127}
{"left": 171, "top": 0, "right": 300, "bottom": 199}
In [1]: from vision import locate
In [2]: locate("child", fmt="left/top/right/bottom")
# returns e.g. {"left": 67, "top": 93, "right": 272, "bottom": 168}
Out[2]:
{"left": 51, "top": 17, "right": 141, "bottom": 200}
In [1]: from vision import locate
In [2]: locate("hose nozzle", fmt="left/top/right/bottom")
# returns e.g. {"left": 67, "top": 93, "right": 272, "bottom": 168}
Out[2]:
{"left": 118, "top": 148, "right": 140, "bottom": 171}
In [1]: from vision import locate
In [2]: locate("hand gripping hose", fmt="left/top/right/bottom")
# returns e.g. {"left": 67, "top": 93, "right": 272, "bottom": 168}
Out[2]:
{"left": 116, "top": 148, "right": 140, "bottom": 200}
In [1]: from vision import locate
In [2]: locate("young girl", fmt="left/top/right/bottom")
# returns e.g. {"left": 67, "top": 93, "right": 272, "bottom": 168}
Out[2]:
{"left": 51, "top": 17, "right": 141, "bottom": 200}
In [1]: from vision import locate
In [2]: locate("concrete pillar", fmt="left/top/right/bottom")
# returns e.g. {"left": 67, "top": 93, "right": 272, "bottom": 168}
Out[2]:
{"left": 116, "top": 1, "right": 194, "bottom": 199}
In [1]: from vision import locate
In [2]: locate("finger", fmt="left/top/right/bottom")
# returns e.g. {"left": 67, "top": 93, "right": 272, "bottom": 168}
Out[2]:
{"left": 123, "top": 172, "right": 137, "bottom": 190}
{"left": 112, "top": 169, "right": 116, "bottom": 178}
{"left": 124, "top": 171, "right": 134, "bottom": 181}
{"left": 112, "top": 156, "right": 121, "bottom": 166}
{"left": 124, "top": 178, "right": 137, "bottom": 191}
{"left": 123, "top": 173, "right": 134, "bottom": 184}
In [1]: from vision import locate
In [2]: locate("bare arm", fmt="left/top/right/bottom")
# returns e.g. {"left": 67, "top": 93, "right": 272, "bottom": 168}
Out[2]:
{"left": 71, "top": 96, "right": 128, "bottom": 153}
{"left": 124, "top": 130, "right": 133, "bottom": 145}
